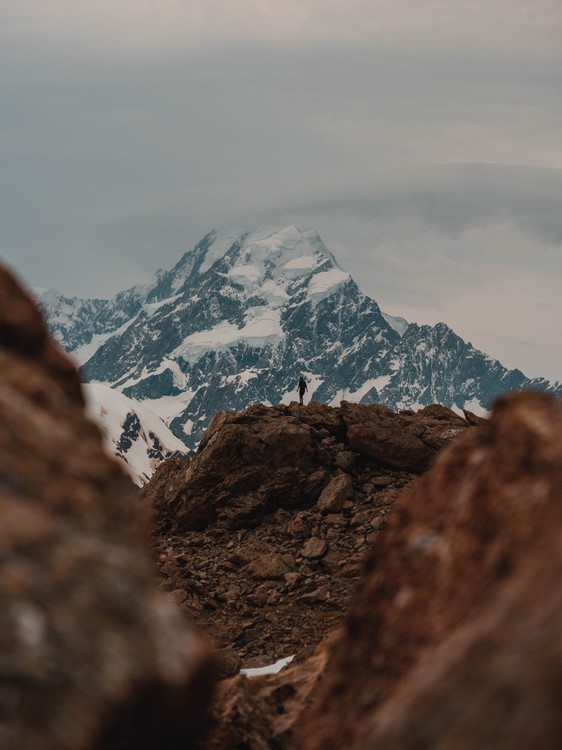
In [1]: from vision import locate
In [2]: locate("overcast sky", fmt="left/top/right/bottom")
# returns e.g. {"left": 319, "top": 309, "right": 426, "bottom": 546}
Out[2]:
{"left": 1, "top": 0, "right": 562, "bottom": 381}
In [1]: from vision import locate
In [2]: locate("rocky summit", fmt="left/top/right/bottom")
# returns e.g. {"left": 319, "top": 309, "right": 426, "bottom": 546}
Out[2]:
{"left": 38, "top": 226, "right": 562, "bottom": 451}
{"left": 141, "top": 400, "right": 474, "bottom": 671}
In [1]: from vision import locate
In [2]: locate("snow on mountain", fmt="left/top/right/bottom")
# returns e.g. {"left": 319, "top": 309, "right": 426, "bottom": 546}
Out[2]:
{"left": 39, "top": 225, "right": 562, "bottom": 451}
{"left": 382, "top": 312, "right": 409, "bottom": 336}
{"left": 84, "top": 383, "right": 189, "bottom": 486}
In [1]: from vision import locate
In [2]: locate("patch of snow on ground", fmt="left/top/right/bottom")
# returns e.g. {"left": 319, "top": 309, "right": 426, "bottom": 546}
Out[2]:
{"left": 199, "top": 230, "right": 240, "bottom": 275}
{"left": 144, "top": 294, "right": 183, "bottom": 316}
{"left": 140, "top": 391, "right": 196, "bottom": 423}
{"left": 228, "top": 264, "right": 263, "bottom": 288}
{"left": 224, "top": 368, "right": 260, "bottom": 389}
{"left": 454, "top": 398, "right": 488, "bottom": 418}
{"left": 258, "top": 279, "right": 290, "bottom": 305}
{"left": 307, "top": 269, "right": 350, "bottom": 303}
{"left": 241, "top": 655, "right": 294, "bottom": 678}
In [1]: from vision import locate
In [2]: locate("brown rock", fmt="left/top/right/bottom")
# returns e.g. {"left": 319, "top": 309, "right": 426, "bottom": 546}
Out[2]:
{"left": 334, "top": 450, "right": 354, "bottom": 470}
{"left": 462, "top": 408, "right": 488, "bottom": 426}
{"left": 302, "top": 537, "right": 328, "bottom": 560}
{"left": 143, "top": 395, "right": 472, "bottom": 698}
{"left": 296, "top": 392, "right": 562, "bottom": 750}
{"left": 342, "top": 400, "right": 469, "bottom": 472}
{"left": 246, "top": 552, "right": 292, "bottom": 580}
{"left": 215, "top": 646, "right": 242, "bottom": 678}
{"left": 195, "top": 634, "right": 337, "bottom": 750}
{"left": 0, "top": 266, "right": 215, "bottom": 750}
{"left": 317, "top": 473, "right": 353, "bottom": 512}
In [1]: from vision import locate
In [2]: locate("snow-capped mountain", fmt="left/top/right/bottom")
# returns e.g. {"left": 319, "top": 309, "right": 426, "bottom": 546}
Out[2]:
{"left": 39, "top": 226, "right": 562, "bottom": 450}
{"left": 84, "top": 383, "right": 189, "bottom": 486}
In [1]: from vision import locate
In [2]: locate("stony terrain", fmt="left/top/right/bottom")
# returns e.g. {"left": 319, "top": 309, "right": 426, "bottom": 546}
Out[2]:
{"left": 141, "top": 400, "right": 474, "bottom": 670}
{"left": 296, "top": 390, "right": 562, "bottom": 750}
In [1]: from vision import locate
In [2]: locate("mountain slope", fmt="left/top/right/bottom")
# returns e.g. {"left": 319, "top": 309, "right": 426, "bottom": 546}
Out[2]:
{"left": 38, "top": 226, "right": 562, "bottom": 449}
{"left": 84, "top": 383, "right": 189, "bottom": 486}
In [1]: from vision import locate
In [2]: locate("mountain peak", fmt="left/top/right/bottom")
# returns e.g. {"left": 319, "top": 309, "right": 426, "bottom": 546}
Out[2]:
{"left": 39, "top": 226, "right": 562, "bottom": 450}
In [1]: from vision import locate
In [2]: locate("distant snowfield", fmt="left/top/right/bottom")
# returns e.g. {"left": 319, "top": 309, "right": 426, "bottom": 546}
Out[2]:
{"left": 84, "top": 383, "right": 189, "bottom": 486}
{"left": 329, "top": 376, "right": 393, "bottom": 405}
{"left": 307, "top": 269, "right": 350, "bottom": 303}
{"left": 452, "top": 398, "right": 488, "bottom": 418}
{"left": 171, "top": 310, "right": 284, "bottom": 365}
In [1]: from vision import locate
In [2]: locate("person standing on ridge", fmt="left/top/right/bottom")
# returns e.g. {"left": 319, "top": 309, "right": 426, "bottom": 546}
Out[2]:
{"left": 297, "top": 376, "right": 308, "bottom": 405}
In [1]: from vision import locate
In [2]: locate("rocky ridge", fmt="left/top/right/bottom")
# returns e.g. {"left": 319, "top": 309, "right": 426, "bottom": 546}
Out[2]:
{"left": 142, "top": 400, "right": 474, "bottom": 670}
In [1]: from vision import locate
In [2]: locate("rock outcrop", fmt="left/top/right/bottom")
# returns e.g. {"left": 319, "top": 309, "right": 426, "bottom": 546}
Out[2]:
{"left": 146, "top": 400, "right": 469, "bottom": 534}
{"left": 0, "top": 266, "right": 215, "bottom": 750}
{"left": 295, "top": 391, "right": 562, "bottom": 750}
{"left": 141, "top": 398, "right": 474, "bottom": 746}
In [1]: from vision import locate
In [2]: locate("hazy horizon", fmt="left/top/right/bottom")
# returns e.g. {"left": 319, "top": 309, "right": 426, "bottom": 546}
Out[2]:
{"left": 2, "top": 1, "right": 561, "bottom": 381}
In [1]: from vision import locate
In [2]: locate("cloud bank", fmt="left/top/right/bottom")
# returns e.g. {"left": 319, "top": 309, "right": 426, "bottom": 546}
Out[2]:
{"left": 1, "top": 0, "right": 561, "bottom": 380}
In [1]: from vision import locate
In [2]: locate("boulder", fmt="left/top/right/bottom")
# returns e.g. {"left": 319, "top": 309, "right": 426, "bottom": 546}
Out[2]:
{"left": 342, "top": 401, "right": 468, "bottom": 472}
{"left": 296, "top": 392, "right": 562, "bottom": 750}
{"left": 0, "top": 266, "right": 215, "bottom": 750}
{"left": 302, "top": 537, "right": 329, "bottom": 560}
{"left": 317, "top": 473, "right": 353, "bottom": 512}
{"left": 195, "top": 635, "right": 337, "bottom": 750}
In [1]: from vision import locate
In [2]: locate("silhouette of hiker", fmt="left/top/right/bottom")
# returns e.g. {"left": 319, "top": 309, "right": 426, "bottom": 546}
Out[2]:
{"left": 297, "top": 376, "right": 308, "bottom": 405}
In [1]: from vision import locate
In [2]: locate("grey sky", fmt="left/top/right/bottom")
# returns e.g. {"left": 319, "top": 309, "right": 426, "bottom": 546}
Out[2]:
{"left": 1, "top": 0, "right": 562, "bottom": 380}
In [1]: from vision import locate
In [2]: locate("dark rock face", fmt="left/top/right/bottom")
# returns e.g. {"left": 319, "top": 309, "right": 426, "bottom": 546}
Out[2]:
{"left": 0, "top": 266, "right": 215, "bottom": 750}
{"left": 296, "top": 392, "right": 562, "bottom": 750}
{"left": 344, "top": 402, "right": 467, "bottom": 472}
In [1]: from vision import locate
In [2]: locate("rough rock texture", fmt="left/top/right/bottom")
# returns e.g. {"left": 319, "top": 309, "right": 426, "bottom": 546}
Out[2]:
{"left": 296, "top": 391, "right": 562, "bottom": 750}
{"left": 0, "top": 266, "right": 215, "bottom": 750}
{"left": 195, "top": 634, "right": 338, "bottom": 750}
{"left": 141, "top": 398, "right": 474, "bottom": 745}
{"left": 146, "top": 401, "right": 469, "bottom": 534}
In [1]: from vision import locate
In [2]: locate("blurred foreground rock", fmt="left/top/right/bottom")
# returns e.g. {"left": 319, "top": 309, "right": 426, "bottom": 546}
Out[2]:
{"left": 0, "top": 266, "right": 216, "bottom": 750}
{"left": 295, "top": 391, "right": 562, "bottom": 750}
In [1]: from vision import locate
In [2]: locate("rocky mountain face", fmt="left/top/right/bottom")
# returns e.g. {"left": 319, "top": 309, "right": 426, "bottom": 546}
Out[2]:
{"left": 0, "top": 264, "right": 215, "bottom": 749}
{"left": 37, "top": 226, "right": 562, "bottom": 451}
